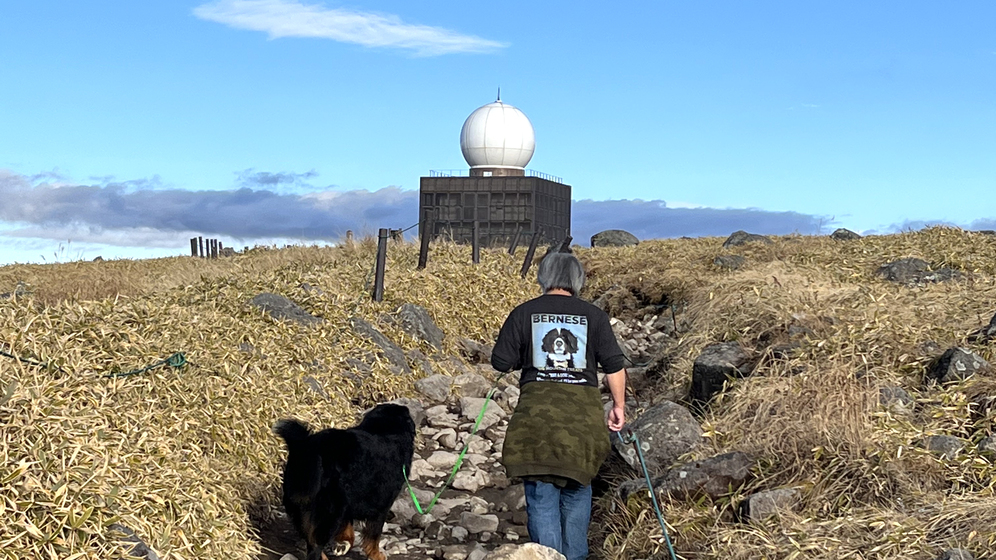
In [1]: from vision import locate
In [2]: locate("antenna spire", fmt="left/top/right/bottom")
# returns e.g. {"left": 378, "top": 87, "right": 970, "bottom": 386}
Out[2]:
{"left": 497, "top": 87, "right": 501, "bottom": 102}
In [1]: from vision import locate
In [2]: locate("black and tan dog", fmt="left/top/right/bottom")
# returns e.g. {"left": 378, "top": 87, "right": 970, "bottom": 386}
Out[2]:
{"left": 274, "top": 403, "right": 415, "bottom": 560}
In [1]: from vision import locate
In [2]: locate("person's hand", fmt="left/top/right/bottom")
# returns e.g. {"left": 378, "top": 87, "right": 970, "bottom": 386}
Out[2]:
{"left": 607, "top": 405, "right": 625, "bottom": 432}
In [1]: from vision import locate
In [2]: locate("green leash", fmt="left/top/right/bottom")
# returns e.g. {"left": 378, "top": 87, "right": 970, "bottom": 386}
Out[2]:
{"left": 404, "top": 373, "right": 507, "bottom": 515}
{"left": 103, "top": 352, "right": 188, "bottom": 378}
{"left": 617, "top": 427, "right": 678, "bottom": 560}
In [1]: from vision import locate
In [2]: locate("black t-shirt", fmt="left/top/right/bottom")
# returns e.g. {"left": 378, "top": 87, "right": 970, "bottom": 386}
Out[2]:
{"left": 491, "top": 294, "right": 626, "bottom": 387}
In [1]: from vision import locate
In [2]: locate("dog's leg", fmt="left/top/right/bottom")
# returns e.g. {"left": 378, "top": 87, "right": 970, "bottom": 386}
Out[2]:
{"left": 311, "top": 506, "right": 347, "bottom": 560}
{"left": 332, "top": 523, "right": 354, "bottom": 555}
{"left": 360, "top": 512, "right": 389, "bottom": 560}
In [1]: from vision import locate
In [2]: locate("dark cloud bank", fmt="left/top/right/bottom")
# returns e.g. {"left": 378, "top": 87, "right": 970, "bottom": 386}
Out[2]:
{"left": 3, "top": 170, "right": 986, "bottom": 249}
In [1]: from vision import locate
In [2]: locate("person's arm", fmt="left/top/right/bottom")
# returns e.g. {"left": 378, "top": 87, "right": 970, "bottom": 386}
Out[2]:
{"left": 605, "top": 369, "right": 626, "bottom": 432}
{"left": 491, "top": 309, "right": 523, "bottom": 373}
{"left": 593, "top": 310, "right": 627, "bottom": 431}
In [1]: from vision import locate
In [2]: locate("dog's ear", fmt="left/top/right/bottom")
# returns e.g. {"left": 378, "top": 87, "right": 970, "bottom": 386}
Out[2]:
{"left": 565, "top": 330, "right": 579, "bottom": 353}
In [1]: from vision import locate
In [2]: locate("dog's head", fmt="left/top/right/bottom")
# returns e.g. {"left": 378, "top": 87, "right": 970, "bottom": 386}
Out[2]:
{"left": 357, "top": 403, "right": 416, "bottom": 438}
{"left": 541, "top": 328, "right": 579, "bottom": 356}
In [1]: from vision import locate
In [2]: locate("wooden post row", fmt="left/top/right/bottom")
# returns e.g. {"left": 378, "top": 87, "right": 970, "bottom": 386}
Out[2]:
{"left": 198, "top": 236, "right": 204, "bottom": 258}
{"left": 507, "top": 225, "right": 523, "bottom": 255}
{"left": 520, "top": 229, "right": 542, "bottom": 278}
{"left": 190, "top": 238, "right": 198, "bottom": 257}
{"left": 472, "top": 221, "right": 480, "bottom": 264}
{"left": 417, "top": 212, "right": 432, "bottom": 270}
{"left": 372, "top": 228, "right": 388, "bottom": 302}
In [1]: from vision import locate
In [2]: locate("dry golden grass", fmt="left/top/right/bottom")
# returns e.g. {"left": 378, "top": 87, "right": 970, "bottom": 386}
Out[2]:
{"left": 2, "top": 227, "right": 996, "bottom": 559}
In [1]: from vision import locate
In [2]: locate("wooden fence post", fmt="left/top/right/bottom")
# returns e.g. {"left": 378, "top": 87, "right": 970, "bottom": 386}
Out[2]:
{"left": 507, "top": 225, "right": 523, "bottom": 255}
{"left": 417, "top": 212, "right": 432, "bottom": 270}
{"left": 558, "top": 235, "right": 573, "bottom": 253}
{"left": 520, "top": 229, "right": 542, "bottom": 278}
{"left": 198, "top": 236, "right": 204, "bottom": 258}
{"left": 372, "top": 228, "right": 388, "bottom": 302}
{"left": 189, "top": 238, "right": 198, "bottom": 257}
{"left": 472, "top": 221, "right": 480, "bottom": 264}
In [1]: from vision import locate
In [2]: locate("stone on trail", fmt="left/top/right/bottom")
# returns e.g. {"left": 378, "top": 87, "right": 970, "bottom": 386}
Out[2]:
{"left": 742, "top": 487, "right": 801, "bottom": 521}
{"left": 453, "top": 373, "right": 492, "bottom": 398}
{"left": 416, "top": 374, "right": 453, "bottom": 403}
{"left": 484, "top": 543, "right": 567, "bottom": 560}
{"left": 460, "top": 396, "right": 505, "bottom": 430}
{"left": 459, "top": 338, "right": 494, "bottom": 364}
{"left": 460, "top": 512, "right": 500, "bottom": 534}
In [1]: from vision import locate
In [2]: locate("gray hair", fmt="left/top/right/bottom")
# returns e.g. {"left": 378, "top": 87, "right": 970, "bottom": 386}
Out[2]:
{"left": 537, "top": 252, "right": 585, "bottom": 295}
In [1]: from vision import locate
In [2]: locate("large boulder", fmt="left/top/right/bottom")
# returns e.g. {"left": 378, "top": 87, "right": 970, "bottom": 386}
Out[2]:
{"left": 249, "top": 293, "right": 323, "bottom": 327}
{"left": 830, "top": 228, "right": 862, "bottom": 241}
{"left": 927, "top": 348, "right": 990, "bottom": 384}
{"left": 484, "top": 543, "right": 566, "bottom": 560}
{"left": 619, "top": 451, "right": 753, "bottom": 501}
{"left": 415, "top": 374, "right": 453, "bottom": 403}
{"left": 654, "top": 452, "right": 753, "bottom": 499}
{"left": 612, "top": 401, "right": 702, "bottom": 473}
{"left": 396, "top": 303, "right": 445, "bottom": 352}
{"left": 350, "top": 318, "right": 412, "bottom": 375}
{"left": 691, "top": 342, "right": 754, "bottom": 404}
{"left": 722, "top": 231, "right": 773, "bottom": 248}
{"left": 590, "top": 230, "right": 639, "bottom": 248}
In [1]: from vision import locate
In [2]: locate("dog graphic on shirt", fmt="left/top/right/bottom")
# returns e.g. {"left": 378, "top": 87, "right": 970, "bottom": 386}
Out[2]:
{"left": 541, "top": 328, "right": 579, "bottom": 369}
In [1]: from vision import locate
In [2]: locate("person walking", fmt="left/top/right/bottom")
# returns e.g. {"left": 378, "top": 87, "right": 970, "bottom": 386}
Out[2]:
{"left": 491, "top": 251, "right": 627, "bottom": 560}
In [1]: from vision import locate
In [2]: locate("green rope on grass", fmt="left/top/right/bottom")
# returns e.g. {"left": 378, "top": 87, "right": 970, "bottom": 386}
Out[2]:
{"left": 104, "top": 352, "right": 188, "bottom": 378}
{"left": 617, "top": 428, "right": 679, "bottom": 560}
{"left": 0, "top": 349, "right": 65, "bottom": 373}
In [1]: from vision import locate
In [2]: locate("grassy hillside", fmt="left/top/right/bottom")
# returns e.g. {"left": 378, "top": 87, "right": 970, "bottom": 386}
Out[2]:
{"left": 2, "top": 228, "right": 995, "bottom": 560}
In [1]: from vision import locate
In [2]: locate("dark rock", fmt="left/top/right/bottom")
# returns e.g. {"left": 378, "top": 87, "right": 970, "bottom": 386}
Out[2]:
{"left": 238, "top": 342, "right": 254, "bottom": 353}
{"left": 350, "top": 317, "right": 412, "bottom": 375}
{"left": 919, "top": 340, "right": 944, "bottom": 357}
{"left": 722, "top": 231, "right": 773, "bottom": 248}
{"left": 714, "top": 255, "right": 746, "bottom": 270}
{"left": 458, "top": 338, "right": 493, "bottom": 365}
{"left": 407, "top": 348, "right": 436, "bottom": 376}
{"left": 622, "top": 452, "right": 754, "bottom": 501}
{"left": 977, "top": 230, "right": 996, "bottom": 236}
{"left": 741, "top": 487, "right": 801, "bottom": 521}
{"left": 876, "top": 258, "right": 961, "bottom": 285}
{"left": 978, "top": 436, "right": 996, "bottom": 460}
{"left": 656, "top": 452, "right": 753, "bottom": 499}
{"left": 590, "top": 230, "right": 639, "bottom": 248}
{"left": 250, "top": 293, "right": 323, "bottom": 327}
{"left": 220, "top": 246, "right": 237, "bottom": 257}
{"left": 108, "top": 524, "right": 161, "bottom": 560}
{"left": 927, "top": 348, "right": 990, "bottom": 384}
{"left": 92, "top": 255, "right": 104, "bottom": 262}
{"left": 967, "top": 312, "right": 996, "bottom": 343}
{"left": 612, "top": 401, "right": 702, "bottom": 473}
{"left": 830, "top": 228, "right": 862, "bottom": 241}
{"left": 397, "top": 303, "right": 445, "bottom": 352}
{"left": 691, "top": 342, "right": 753, "bottom": 404}
{"left": 923, "top": 435, "right": 965, "bottom": 458}
{"left": 936, "top": 548, "right": 974, "bottom": 560}
{"left": 591, "top": 287, "right": 640, "bottom": 317}
{"left": 0, "top": 281, "right": 30, "bottom": 300}
{"left": 879, "top": 386, "right": 914, "bottom": 407}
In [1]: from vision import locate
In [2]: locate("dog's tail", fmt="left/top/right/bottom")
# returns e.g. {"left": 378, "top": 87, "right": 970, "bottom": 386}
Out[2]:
{"left": 273, "top": 418, "right": 311, "bottom": 447}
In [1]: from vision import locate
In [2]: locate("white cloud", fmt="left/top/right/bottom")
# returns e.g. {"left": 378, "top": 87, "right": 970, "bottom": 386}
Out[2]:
{"left": 193, "top": 0, "right": 507, "bottom": 56}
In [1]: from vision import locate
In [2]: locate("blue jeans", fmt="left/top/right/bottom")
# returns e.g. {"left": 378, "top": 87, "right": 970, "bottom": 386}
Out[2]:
{"left": 523, "top": 479, "right": 592, "bottom": 560}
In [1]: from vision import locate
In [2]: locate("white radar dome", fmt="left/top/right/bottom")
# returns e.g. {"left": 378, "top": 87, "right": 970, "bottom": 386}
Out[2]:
{"left": 460, "top": 100, "right": 535, "bottom": 169}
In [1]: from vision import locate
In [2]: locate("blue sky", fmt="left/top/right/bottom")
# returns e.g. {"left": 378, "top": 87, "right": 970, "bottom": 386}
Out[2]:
{"left": 1, "top": 1, "right": 993, "bottom": 264}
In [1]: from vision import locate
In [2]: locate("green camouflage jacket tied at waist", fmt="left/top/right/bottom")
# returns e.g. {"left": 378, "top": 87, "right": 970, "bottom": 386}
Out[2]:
{"left": 501, "top": 381, "right": 611, "bottom": 486}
